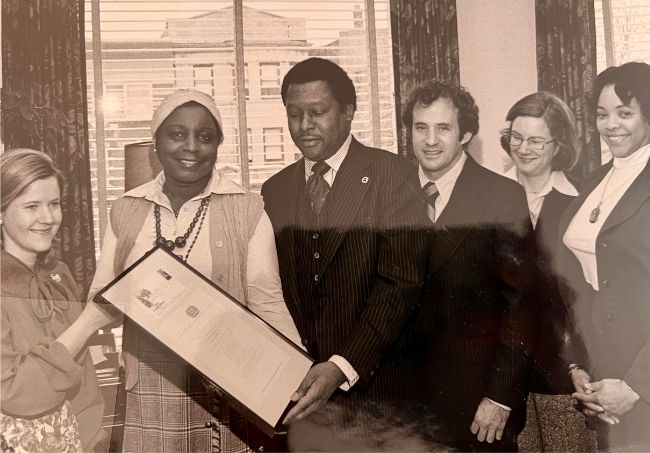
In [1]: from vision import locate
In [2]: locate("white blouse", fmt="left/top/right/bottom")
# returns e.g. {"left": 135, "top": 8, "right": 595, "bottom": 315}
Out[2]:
{"left": 90, "top": 169, "right": 303, "bottom": 346}
{"left": 504, "top": 168, "right": 578, "bottom": 228}
{"left": 563, "top": 144, "right": 650, "bottom": 290}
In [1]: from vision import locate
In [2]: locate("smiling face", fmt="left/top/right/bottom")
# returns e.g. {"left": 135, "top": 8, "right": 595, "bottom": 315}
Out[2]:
{"left": 597, "top": 84, "right": 650, "bottom": 159}
{"left": 2, "top": 176, "right": 62, "bottom": 268}
{"left": 285, "top": 80, "right": 354, "bottom": 161}
{"left": 411, "top": 98, "right": 472, "bottom": 181}
{"left": 154, "top": 103, "right": 220, "bottom": 189}
{"left": 509, "top": 116, "right": 558, "bottom": 179}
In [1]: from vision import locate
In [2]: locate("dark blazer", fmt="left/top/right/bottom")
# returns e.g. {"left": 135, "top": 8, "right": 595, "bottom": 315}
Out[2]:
{"left": 558, "top": 159, "right": 650, "bottom": 449}
{"left": 529, "top": 188, "right": 576, "bottom": 394}
{"left": 413, "top": 155, "right": 537, "bottom": 449}
{"left": 261, "top": 137, "right": 429, "bottom": 402}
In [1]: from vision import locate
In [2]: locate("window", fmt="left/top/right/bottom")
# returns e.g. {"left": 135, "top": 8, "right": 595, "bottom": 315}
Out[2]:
{"left": 247, "top": 128, "right": 253, "bottom": 163}
{"left": 595, "top": 0, "right": 650, "bottom": 72}
{"left": 263, "top": 127, "right": 284, "bottom": 162}
{"left": 232, "top": 127, "right": 254, "bottom": 163}
{"left": 85, "top": 0, "right": 396, "bottom": 254}
{"left": 103, "top": 83, "right": 153, "bottom": 120}
{"left": 594, "top": 0, "right": 650, "bottom": 162}
{"left": 259, "top": 63, "right": 281, "bottom": 98}
{"left": 244, "top": 63, "right": 250, "bottom": 100}
{"left": 193, "top": 64, "right": 215, "bottom": 96}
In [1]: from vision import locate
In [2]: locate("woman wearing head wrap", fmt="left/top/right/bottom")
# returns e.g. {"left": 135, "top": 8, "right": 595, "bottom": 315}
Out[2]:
{"left": 88, "top": 89, "right": 302, "bottom": 452}
{"left": 1, "top": 149, "right": 107, "bottom": 452}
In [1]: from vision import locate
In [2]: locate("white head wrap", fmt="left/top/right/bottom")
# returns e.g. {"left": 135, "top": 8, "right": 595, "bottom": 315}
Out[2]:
{"left": 151, "top": 89, "right": 224, "bottom": 145}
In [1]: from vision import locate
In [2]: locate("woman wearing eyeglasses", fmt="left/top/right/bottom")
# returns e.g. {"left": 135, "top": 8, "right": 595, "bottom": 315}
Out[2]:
{"left": 1, "top": 149, "right": 107, "bottom": 452}
{"left": 501, "top": 92, "right": 595, "bottom": 451}
{"left": 559, "top": 62, "right": 650, "bottom": 451}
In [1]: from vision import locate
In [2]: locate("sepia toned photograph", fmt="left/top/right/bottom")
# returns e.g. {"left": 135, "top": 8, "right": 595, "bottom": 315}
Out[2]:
{"left": 1, "top": 1, "right": 649, "bottom": 452}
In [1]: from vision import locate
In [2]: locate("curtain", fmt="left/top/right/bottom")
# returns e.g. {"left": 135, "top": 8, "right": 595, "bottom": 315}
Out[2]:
{"left": 2, "top": 0, "right": 96, "bottom": 294}
{"left": 390, "top": 0, "right": 459, "bottom": 159}
{"left": 536, "top": 0, "right": 600, "bottom": 183}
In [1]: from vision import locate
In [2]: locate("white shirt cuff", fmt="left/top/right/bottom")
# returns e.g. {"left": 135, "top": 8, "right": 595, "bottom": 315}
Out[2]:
{"left": 487, "top": 397, "right": 511, "bottom": 411}
{"left": 328, "top": 355, "right": 359, "bottom": 391}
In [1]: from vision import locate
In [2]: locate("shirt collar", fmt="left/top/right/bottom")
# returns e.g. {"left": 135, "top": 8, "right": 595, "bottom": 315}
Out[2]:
{"left": 504, "top": 167, "right": 578, "bottom": 197}
{"left": 612, "top": 143, "right": 650, "bottom": 169}
{"left": 547, "top": 171, "right": 578, "bottom": 196}
{"left": 418, "top": 152, "right": 467, "bottom": 205}
{"left": 124, "top": 167, "right": 246, "bottom": 205}
{"left": 304, "top": 134, "right": 352, "bottom": 177}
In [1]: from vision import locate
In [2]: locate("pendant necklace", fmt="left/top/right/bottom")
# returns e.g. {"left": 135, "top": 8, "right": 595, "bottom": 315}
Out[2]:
{"left": 589, "top": 170, "right": 614, "bottom": 223}
{"left": 589, "top": 168, "right": 639, "bottom": 223}
{"left": 154, "top": 195, "right": 210, "bottom": 261}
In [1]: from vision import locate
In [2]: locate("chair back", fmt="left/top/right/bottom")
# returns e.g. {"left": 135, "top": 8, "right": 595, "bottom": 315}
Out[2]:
{"left": 124, "top": 141, "right": 161, "bottom": 191}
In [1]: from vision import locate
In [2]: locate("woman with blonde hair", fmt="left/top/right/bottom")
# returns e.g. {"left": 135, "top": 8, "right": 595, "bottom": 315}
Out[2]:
{"left": 1, "top": 149, "right": 107, "bottom": 452}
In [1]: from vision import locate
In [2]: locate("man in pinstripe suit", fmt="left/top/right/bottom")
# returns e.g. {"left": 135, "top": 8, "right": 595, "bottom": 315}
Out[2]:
{"left": 261, "top": 58, "right": 429, "bottom": 426}
{"left": 404, "top": 80, "right": 538, "bottom": 452}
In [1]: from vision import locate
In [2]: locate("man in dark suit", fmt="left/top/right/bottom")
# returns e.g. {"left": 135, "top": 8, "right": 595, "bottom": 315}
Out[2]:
{"left": 403, "top": 80, "right": 538, "bottom": 451}
{"left": 261, "top": 58, "right": 428, "bottom": 424}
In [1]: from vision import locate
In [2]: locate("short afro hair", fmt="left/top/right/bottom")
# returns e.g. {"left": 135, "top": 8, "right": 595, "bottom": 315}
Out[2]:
{"left": 281, "top": 57, "right": 356, "bottom": 112}
{"left": 593, "top": 61, "right": 650, "bottom": 120}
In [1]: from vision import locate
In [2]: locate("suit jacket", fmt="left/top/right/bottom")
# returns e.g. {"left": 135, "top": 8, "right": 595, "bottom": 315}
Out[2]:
{"left": 558, "top": 159, "right": 650, "bottom": 449}
{"left": 261, "top": 137, "right": 429, "bottom": 401}
{"left": 530, "top": 188, "right": 576, "bottom": 394}
{"left": 414, "top": 156, "right": 537, "bottom": 445}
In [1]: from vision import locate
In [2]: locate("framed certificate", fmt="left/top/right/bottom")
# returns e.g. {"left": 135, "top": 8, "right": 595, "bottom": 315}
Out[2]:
{"left": 94, "top": 246, "right": 313, "bottom": 436}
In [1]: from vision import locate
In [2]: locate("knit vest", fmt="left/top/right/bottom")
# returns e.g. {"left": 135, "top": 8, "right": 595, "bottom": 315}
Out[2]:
{"left": 109, "top": 192, "right": 264, "bottom": 389}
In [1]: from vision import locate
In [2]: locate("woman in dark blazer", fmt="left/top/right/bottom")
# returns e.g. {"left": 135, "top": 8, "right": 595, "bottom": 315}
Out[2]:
{"left": 560, "top": 62, "right": 650, "bottom": 451}
{"left": 501, "top": 92, "right": 595, "bottom": 451}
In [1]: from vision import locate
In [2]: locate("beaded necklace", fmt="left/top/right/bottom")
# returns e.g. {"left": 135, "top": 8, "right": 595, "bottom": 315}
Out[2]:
{"left": 154, "top": 195, "right": 210, "bottom": 261}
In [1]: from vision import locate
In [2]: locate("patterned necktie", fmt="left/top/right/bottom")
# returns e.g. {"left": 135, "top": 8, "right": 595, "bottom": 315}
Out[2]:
{"left": 306, "top": 161, "right": 331, "bottom": 215}
{"left": 423, "top": 181, "right": 439, "bottom": 223}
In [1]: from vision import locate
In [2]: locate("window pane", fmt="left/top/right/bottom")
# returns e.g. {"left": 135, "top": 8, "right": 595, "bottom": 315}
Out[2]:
{"left": 85, "top": 0, "right": 396, "bottom": 253}
{"left": 595, "top": 0, "right": 650, "bottom": 72}
{"left": 260, "top": 63, "right": 281, "bottom": 98}
{"left": 263, "top": 127, "right": 284, "bottom": 162}
{"left": 594, "top": 0, "right": 650, "bottom": 162}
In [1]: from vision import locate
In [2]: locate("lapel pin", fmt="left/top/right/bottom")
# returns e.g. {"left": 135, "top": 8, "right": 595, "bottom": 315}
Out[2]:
{"left": 361, "top": 176, "right": 369, "bottom": 184}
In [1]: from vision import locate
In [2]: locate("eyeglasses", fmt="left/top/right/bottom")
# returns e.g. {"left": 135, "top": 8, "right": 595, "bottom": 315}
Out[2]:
{"left": 508, "top": 134, "right": 555, "bottom": 151}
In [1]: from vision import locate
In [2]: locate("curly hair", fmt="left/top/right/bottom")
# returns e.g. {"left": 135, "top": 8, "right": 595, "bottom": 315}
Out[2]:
{"left": 593, "top": 61, "right": 650, "bottom": 120}
{"left": 281, "top": 57, "right": 357, "bottom": 111}
{"left": 501, "top": 91, "right": 580, "bottom": 172}
{"left": 402, "top": 79, "right": 479, "bottom": 140}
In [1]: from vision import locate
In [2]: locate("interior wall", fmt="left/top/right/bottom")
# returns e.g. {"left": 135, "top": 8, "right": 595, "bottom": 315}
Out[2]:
{"left": 456, "top": 0, "right": 538, "bottom": 173}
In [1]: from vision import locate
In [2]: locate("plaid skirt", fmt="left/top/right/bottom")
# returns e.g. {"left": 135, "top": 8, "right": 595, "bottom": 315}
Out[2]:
{"left": 122, "top": 334, "right": 258, "bottom": 453}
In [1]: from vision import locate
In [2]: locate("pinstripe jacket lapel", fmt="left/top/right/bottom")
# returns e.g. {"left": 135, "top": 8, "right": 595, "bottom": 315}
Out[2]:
{"left": 318, "top": 138, "right": 373, "bottom": 273}
{"left": 279, "top": 160, "right": 306, "bottom": 328}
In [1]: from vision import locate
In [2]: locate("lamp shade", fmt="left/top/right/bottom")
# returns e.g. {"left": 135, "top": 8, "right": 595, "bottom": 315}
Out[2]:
{"left": 124, "top": 141, "right": 161, "bottom": 191}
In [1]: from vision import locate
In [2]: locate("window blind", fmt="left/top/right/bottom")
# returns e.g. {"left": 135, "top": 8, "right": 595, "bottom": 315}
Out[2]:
{"left": 85, "top": 0, "right": 396, "bottom": 255}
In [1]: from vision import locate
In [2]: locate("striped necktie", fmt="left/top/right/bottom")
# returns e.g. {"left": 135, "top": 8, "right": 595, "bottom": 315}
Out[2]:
{"left": 423, "top": 181, "right": 439, "bottom": 223}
